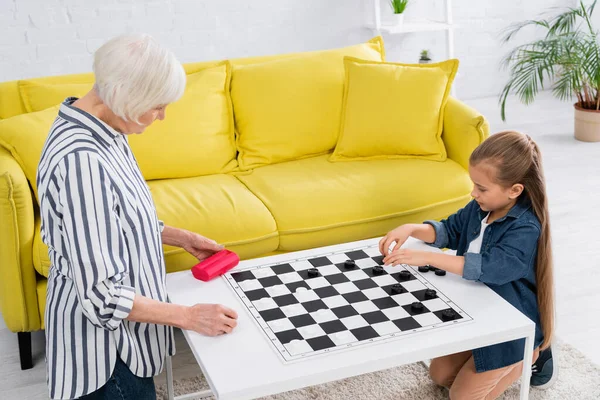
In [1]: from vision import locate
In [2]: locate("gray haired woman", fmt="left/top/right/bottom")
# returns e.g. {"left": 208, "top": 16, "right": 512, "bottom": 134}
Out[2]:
{"left": 36, "top": 34, "right": 238, "bottom": 400}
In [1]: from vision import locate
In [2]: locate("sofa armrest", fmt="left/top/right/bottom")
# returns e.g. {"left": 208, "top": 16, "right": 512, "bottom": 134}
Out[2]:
{"left": 442, "top": 96, "right": 490, "bottom": 171}
{"left": 0, "top": 146, "right": 40, "bottom": 332}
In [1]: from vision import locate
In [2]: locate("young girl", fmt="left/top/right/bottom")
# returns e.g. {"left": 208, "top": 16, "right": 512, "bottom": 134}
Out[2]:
{"left": 379, "top": 131, "right": 555, "bottom": 399}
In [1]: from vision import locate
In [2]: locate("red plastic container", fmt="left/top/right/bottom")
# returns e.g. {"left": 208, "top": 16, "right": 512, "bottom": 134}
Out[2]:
{"left": 191, "top": 250, "right": 240, "bottom": 282}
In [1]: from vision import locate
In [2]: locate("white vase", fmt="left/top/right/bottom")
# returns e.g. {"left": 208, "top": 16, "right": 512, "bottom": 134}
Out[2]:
{"left": 393, "top": 13, "right": 404, "bottom": 27}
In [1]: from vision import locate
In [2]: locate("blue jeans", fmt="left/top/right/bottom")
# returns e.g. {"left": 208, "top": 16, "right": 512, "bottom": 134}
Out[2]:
{"left": 78, "top": 356, "right": 156, "bottom": 399}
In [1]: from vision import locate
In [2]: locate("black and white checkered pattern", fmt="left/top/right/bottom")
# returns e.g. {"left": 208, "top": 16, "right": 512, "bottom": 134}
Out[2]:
{"left": 225, "top": 244, "right": 473, "bottom": 362}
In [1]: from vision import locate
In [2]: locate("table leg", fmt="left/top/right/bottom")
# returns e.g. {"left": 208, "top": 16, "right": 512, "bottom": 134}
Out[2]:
{"left": 175, "top": 390, "right": 214, "bottom": 400}
{"left": 165, "top": 355, "right": 215, "bottom": 400}
{"left": 520, "top": 330, "right": 534, "bottom": 400}
{"left": 166, "top": 356, "right": 175, "bottom": 400}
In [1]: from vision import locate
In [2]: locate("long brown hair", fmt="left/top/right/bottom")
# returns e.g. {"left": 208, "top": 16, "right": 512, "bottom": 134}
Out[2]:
{"left": 470, "top": 131, "right": 554, "bottom": 350}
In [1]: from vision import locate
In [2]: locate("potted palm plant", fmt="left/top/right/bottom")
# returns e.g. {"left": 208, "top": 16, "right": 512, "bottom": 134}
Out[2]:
{"left": 389, "top": 0, "right": 409, "bottom": 27}
{"left": 499, "top": 0, "right": 600, "bottom": 142}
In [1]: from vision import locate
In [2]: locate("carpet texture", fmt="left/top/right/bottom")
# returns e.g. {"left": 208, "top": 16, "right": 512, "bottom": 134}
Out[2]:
{"left": 156, "top": 339, "right": 600, "bottom": 399}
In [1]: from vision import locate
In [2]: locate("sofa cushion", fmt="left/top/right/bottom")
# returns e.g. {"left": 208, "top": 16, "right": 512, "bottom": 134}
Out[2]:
{"left": 230, "top": 36, "right": 385, "bottom": 171}
{"left": 0, "top": 62, "right": 237, "bottom": 202}
{"left": 128, "top": 61, "right": 238, "bottom": 180}
{"left": 236, "top": 154, "right": 473, "bottom": 251}
{"left": 18, "top": 80, "right": 93, "bottom": 112}
{"left": 0, "top": 105, "right": 59, "bottom": 201}
{"left": 330, "top": 57, "right": 458, "bottom": 162}
{"left": 0, "top": 62, "right": 223, "bottom": 119}
{"left": 0, "top": 72, "right": 94, "bottom": 120}
{"left": 33, "top": 174, "right": 279, "bottom": 277}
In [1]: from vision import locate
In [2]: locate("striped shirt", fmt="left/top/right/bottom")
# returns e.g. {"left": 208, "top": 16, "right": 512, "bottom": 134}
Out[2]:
{"left": 37, "top": 98, "right": 174, "bottom": 399}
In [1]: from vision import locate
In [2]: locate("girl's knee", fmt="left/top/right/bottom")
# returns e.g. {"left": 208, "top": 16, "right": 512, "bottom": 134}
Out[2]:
{"left": 449, "top": 384, "right": 472, "bottom": 400}
{"left": 429, "top": 359, "right": 452, "bottom": 388}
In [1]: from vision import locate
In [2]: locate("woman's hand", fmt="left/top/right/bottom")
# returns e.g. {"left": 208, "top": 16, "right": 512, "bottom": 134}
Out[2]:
{"left": 184, "top": 304, "right": 238, "bottom": 336}
{"left": 379, "top": 225, "right": 414, "bottom": 256}
{"left": 183, "top": 232, "right": 224, "bottom": 262}
{"left": 127, "top": 296, "right": 238, "bottom": 335}
{"left": 383, "top": 248, "right": 431, "bottom": 267}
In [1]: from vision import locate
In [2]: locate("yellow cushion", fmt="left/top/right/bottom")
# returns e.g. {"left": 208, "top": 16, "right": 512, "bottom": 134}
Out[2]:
{"left": 0, "top": 72, "right": 94, "bottom": 120}
{"left": 128, "top": 62, "right": 237, "bottom": 180}
{"left": 330, "top": 57, "right": 459, "bottom": 162}
{"left": 0, "top": 64, "right": 220, "bottom": 120}
{"left": 18, "top": 80, "right": 93, "bottom": 112}
{"left": 237, "top": 154, "right": 472, "bottom": 251}
{"left": 0, "top": 105, "right": 59, "bottom": 201}
{"left": 1, "top": 63, "right": 236, "bottom": 185}
{"left": 231, "top": 37, "right": 386, "bottom": 170}
{"left": 33, "top": 174, "right": 279, "bottom": 277}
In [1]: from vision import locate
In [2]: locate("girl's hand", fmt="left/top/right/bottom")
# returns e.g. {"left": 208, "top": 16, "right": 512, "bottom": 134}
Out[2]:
{"left": 383, "top": 249, "right": 430, "bottom": 267}
{"left": 379, "top": 225, "right": 414, "bottom": 256}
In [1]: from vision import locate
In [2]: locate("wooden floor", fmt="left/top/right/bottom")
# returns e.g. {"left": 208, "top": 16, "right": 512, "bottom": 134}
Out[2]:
{"left": 1, "top": 91, "right": 599, "bottom": 398}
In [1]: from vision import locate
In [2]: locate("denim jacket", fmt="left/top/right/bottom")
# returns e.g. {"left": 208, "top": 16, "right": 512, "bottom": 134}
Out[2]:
{"left": 424, "top": 198, "right": 544, "bottom": 373}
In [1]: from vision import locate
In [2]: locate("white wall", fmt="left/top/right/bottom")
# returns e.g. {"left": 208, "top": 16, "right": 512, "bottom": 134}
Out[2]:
{"left": 586, "top": 0, "right": 600, "bottom": 37}
{"left": 0, "top": 0, "right": 576, "bottom": 100}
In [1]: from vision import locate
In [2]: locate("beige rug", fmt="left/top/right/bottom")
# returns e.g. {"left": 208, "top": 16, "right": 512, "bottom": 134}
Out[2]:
{"left": 156, "top": 339, "right": 600, "bottom": 399}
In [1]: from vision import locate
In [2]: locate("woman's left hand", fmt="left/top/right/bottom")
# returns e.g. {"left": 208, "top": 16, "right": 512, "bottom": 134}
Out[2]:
{"left": 383, "top": 249, "right": 431, "bottom": 267}
{"left": 183, "top": 232, "right": 224, "bottom": 262}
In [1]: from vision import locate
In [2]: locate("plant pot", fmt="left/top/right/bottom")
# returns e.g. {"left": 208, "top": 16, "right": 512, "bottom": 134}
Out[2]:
{"left": 393, "top": 13, "right": 404, "bottom": 27}
{"left": 419, "top": 58, "right": 431, "bottom": 64}
{"left": 574, "top": 103, "right": 600, "bottom": 142}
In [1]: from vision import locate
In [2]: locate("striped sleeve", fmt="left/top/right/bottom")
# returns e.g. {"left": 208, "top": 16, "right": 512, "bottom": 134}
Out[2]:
{"left": 59, "top": 151, "right": 136, "bottom": 331}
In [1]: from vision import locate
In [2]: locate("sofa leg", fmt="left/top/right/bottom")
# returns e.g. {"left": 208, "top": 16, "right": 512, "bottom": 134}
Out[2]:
{"left": 18, "top": 332, "right": 33, "bottom": 370}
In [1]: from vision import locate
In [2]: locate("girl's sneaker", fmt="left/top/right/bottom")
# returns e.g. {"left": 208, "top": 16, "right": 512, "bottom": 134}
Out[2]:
{"left": 530, "top": 346, "right": 557, "bottom": 389}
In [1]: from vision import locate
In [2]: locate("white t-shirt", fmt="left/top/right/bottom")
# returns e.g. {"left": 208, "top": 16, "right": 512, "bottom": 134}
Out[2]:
{"left": 467, "top": 213, "right": 491, "bottom": 254}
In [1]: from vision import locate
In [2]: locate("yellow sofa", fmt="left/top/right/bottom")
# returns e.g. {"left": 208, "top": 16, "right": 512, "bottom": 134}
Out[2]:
{"left": 0, "top": 37, "right": 489, "bottom": 370}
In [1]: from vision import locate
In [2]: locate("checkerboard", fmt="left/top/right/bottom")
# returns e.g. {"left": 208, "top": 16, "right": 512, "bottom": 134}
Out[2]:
{"left": 224, "top": 244, "right": 473, "bottom": 363}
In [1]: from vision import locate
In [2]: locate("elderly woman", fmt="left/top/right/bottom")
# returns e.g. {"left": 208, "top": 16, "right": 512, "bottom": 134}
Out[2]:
{"left": 36, "top": 34, "right": 238, "bottom": 400}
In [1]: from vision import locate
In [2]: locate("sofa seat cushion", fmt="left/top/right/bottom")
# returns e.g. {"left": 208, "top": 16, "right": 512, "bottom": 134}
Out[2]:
{"left": 236, "top": 154, "right": 473, "bottom": 251}
{"left": 33, "top": 174, "right": 279, "bottom": 277}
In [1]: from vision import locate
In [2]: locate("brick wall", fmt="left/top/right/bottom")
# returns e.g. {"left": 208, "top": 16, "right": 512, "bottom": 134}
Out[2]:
{"left": 0, "top": 0, "right": 576, "bottom": 99}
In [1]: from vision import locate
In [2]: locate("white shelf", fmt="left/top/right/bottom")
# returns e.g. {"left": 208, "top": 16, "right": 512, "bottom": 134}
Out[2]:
{"left": 369, "top": 20, "right": 454, "bottom": 34}
{"left": 367, "top": 0, "right": 457, "bottom": 96}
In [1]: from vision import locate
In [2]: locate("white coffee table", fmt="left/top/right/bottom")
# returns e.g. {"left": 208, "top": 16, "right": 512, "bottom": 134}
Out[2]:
{"left": 165, "top": 237, "right": 536, "bottom": 400}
